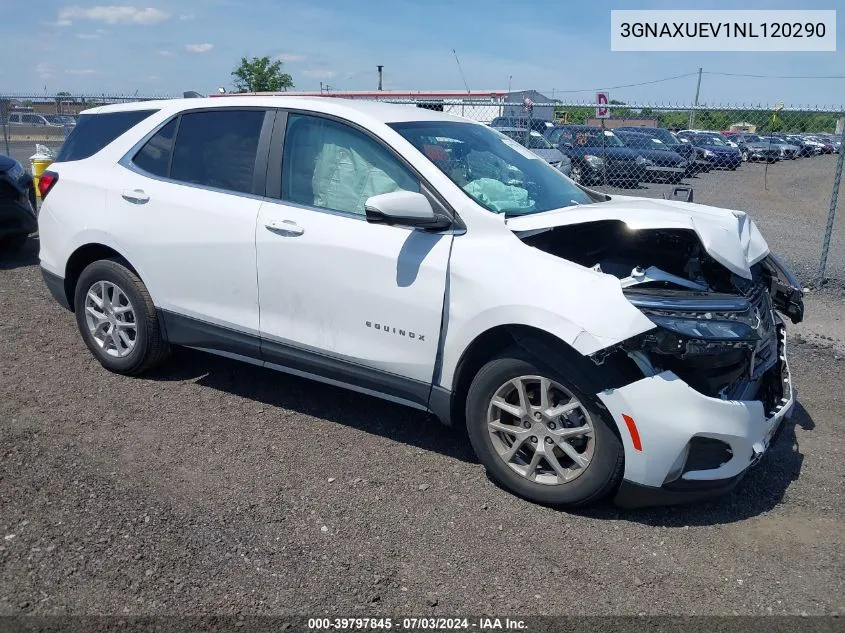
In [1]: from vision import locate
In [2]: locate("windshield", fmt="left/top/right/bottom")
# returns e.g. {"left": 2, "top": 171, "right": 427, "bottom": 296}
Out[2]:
{"left": 549, "top": 127, "right": 624, "bottom": 147}
{"left": 500, "top": 129, "right": 554, "bottom": 150}
{"left": 695, "top": 136, "right": 728, "bottom": 146}
{"left": 622, "top": 135, "right": 669, "bottom": 150}
{"left": 743, "top": 134, "right": 763, "bottom": 142}
{"left": 645, "top": 128, "right": 679, "bottom": 146}
{"left": 390, "top": 121, "right": 592, "bottom": 216}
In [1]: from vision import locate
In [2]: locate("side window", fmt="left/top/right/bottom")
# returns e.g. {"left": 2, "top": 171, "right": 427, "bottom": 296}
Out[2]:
{"left": 170, "top": 109, "right": 264, "bottom": 194}
{"left": 55, "top": 110, "right": 157, "bottom": 162}
{"left": 132, "top": 118, "right": 178, "bottom": 177}
{"left": 281, "top": 114, "right": 419, "bottom": 216}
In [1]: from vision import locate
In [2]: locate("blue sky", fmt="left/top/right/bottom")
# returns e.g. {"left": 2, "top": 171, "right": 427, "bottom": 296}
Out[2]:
{"left": 1, "top": 0, "right": 842, "bottom": 106}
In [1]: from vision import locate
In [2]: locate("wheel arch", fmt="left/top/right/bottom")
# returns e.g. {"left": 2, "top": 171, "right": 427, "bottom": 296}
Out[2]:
{"left": 63, "top": 243, "right": 140, "bottom": 311}
{"left": 438, "top": 323, "right": 642, "bottom": 432}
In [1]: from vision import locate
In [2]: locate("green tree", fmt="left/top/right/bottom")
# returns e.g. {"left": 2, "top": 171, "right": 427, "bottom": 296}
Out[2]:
{"left": 231, "top": 56, "right": 293, "bottom": 93}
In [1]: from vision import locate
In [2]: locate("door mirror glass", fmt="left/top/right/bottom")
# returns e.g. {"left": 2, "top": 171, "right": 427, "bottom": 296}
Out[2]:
{"left": 365, "top": 191, "right": 450, "bottom": 230}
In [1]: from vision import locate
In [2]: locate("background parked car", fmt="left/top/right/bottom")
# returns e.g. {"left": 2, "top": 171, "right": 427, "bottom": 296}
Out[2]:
{"left": 759, "top": 136, "right": 800, "bottom": 160}
{"left": 779, "top": 134, "right": 819, "bottom": 157}
{"left": 686, "top": 134, "right": 742, "bottom": 169}
{"left": 724, "top": 133, "right": 781, "bottom": 163}
{"left": 5, "top": 112, "right": 62, "bottom": 127}
{"left": 489, "top": 116, "right": 554, "bottom": 134}
{"left": 544, "top": 125, "right": 643, "bottom": 186}
{"left": 803, "top": 135, "right": 834, "bottom": 154}
{"left": 613, "top": 130, "right": 688, "bottom": 183}
{"left": 44, "top": 114, "right": 78, "bottom": 128}
{"left": 680, "top": 129, "right": 739, "bottom": 148}
{"left": 615, "top": 126, "right": 707, "bottom": 175}
{"left": 493, "top": 127, "right": 572, "bottom": 175}
{"left": 0, "top": 154, "right": 37, "bottom": 254}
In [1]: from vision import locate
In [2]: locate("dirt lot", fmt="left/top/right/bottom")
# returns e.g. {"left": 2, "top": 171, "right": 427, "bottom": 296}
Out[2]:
{"left": 1, "top": 161, "right": 844, "bottom": 617}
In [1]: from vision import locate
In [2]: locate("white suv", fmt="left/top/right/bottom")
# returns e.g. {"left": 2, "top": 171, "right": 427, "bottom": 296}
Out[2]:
{"left": 38, "top": 97, "right": 805, "bottom": 508}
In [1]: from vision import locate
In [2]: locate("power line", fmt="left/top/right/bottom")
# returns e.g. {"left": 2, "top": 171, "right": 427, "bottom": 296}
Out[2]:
{"left": 539, "top": 71, "right": 699, "bottom": 94}
{"left": 452, "top": 49, "right": 471, "bottom": 93}
{"left": 704, "top": 71, "right": 845, "bottom": 79}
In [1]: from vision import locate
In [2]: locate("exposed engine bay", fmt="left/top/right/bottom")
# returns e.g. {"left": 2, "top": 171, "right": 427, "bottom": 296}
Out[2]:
{"left": 520, "top": 220, "right": 805, "bottom": 408}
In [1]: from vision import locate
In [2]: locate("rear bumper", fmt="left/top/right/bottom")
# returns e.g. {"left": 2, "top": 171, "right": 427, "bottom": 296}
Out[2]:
{"left": 41, "top": 267, "right": 71, "bottom": 310}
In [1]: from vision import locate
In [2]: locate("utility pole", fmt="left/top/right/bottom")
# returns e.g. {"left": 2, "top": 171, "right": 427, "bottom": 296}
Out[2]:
{"left": 689, "top": 67, "right": 702, "bottom": 129}
{"left": 377, "top": 65, "right": 383, "bottom": 91}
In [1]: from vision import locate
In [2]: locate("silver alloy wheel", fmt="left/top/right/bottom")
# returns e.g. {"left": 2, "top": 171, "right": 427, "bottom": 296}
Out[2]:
{"left": 570, "top": 165, "right": 582, "bottom": 183}
{"left": 486, "top": 375, "right": 595, "bottom": 486}
{"left": 84, "top": 280, "right": 138, "bottom": 358}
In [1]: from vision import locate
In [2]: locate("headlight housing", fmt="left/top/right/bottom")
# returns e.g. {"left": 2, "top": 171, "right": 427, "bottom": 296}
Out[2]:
{"left": 647, "top": 313, "right": 759, "bottom": 341}
{"left": 583, "top": 154, "right": 604, "bottom": 167}
{"left": 703, "top": 149, "right": 715, "bottom": 158}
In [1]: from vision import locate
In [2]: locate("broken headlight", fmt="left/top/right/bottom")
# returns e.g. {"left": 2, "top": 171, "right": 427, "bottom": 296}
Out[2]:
{"left": 647, "top": 313, "right": 758, "bottom": 341}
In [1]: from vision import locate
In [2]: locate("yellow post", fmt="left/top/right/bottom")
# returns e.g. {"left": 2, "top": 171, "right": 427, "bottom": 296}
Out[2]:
{"left": 30, "top": 157, "right": 53, "bottom": 197}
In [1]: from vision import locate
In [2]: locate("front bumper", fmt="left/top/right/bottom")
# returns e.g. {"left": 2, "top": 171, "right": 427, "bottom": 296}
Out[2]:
{"left": 598, "top": 330, "right": 794, "bottom": 508}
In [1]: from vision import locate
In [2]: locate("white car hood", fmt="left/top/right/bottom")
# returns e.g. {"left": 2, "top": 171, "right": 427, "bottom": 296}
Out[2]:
{"left": 506, "top": 195, "right": 770, "bottom": 279}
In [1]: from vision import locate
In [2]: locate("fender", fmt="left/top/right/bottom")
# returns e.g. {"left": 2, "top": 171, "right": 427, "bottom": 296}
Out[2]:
{"left": 437, "top": 234, "right": 656, "bottom": 389}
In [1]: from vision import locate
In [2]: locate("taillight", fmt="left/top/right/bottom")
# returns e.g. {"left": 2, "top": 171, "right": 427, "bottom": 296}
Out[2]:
{"left": 38, "top": 170, "right": 58, "bottom": 199}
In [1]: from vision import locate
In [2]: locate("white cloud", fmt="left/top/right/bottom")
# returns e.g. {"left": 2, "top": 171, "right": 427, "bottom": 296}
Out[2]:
{"left": 44, "top": 19, "right": 73, "bottom": 27}
{"left": 185, "top": 43, "right": 213, "bottom": 53}
{"left": 35, "top": 62, "right": 54, "bottom": 78}
{"left": 75, "top": 32, "right": 102, "bottom": 39}
{"left": 66, "top": 69, "right": 101, "bottom": 75}
{"left": 276, "top": 53, "right": 305, "bottom": 63}
{"left": 156, "top": 49, "right": 173, "bottom": 56}
{"left": 178, "top": 13, "right": 195, "bottom": 21}
{"left": 302, "top": 69, "right": 337, "bottom": 79}
{"left": 58, "top": 5, "right": 170, "bottom": 25}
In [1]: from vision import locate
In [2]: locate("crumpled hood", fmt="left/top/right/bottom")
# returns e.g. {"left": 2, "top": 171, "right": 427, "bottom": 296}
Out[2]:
{"left": 506, "top": 195, "right": 770, "bottom": 279}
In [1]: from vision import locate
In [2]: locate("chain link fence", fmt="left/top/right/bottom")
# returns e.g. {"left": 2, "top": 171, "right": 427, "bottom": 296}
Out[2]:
{"left": 2, "top": 92, "right": 843, "bottom": 286}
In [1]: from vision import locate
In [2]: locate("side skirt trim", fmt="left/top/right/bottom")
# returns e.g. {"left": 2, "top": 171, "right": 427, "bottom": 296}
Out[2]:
{"left": 160, "top": 309, "right": 441, "bottom": 416}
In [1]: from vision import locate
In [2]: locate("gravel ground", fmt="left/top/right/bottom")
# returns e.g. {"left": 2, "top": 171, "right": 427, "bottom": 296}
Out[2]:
{"left": 1, "top": 229, "right": 844, "bottom": 616}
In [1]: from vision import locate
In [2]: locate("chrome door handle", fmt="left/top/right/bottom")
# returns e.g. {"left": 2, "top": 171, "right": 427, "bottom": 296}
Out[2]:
{"left": 265, "top": 219, "right": 304, "bottom": 236}
{"left": 122, "top": 189, "right": 149, "bottom": 204}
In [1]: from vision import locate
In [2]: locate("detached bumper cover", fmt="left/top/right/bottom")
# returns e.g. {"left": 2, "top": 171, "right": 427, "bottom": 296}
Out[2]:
{"left": 598, "top": 337, "right": 794, "bottom": 507}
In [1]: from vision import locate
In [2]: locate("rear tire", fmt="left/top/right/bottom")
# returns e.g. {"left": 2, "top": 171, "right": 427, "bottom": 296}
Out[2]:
{"left": 73, "top": 259, "right": 170, "bottom": 375}
{"left": 465, "top": 348, "right": 624, "bottom": 507}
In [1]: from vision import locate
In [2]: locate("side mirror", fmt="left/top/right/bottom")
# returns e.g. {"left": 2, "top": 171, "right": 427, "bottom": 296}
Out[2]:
{"left": 365, "top": 190, "right": 451, "bottom": 230}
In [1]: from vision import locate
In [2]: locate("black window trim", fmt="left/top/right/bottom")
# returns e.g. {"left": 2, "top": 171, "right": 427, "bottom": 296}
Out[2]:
{"left": 264, "top": 108, "right": 462, "bottom": 231}
{"left": 56, "top": 109, "right": 159, "bottom": 162}
{"left": 119, "top": 106, "right": 276, "bottom": 200}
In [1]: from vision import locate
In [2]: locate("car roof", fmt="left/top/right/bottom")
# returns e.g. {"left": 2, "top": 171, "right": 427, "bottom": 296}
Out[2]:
{"left": 494, "top": 126, "right": 541, "bottom": 134}
{"left": 82, "top": 96, "right": 477, "bottom": 125}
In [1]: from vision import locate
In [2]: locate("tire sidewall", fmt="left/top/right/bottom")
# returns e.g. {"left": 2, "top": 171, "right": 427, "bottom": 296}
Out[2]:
{"left": 74, "top": 261, "right": 152, "bottom": 374}
{"left": 465, "top": 353, "right": 623, "bottom": 507}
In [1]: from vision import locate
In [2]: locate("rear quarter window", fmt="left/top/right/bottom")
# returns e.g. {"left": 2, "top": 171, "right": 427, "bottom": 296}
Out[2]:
{"left": 55, "top": 110, "right": 157, "bottom": 162}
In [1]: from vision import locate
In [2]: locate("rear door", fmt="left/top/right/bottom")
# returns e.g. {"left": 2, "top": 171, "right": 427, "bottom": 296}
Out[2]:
{"left": 111, "top": 107, "right": 274, "bottom": 349}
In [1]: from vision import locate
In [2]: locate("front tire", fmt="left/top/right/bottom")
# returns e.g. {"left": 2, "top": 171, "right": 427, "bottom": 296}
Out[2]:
{"left": 465, "top": 350, "right": 624, "bottom": 507}
{"left": 74, "top": 259, "right": 170, "bottom": 375}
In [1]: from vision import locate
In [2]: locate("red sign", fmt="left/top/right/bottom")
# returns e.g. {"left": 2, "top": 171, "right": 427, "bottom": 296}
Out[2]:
{"left": 596, "top": 92, "right": 610, "bottom": 119}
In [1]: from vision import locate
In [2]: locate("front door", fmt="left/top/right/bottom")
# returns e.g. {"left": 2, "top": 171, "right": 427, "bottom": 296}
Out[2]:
{"left": 256, "top": 112, "right": 452, "bottom": 405}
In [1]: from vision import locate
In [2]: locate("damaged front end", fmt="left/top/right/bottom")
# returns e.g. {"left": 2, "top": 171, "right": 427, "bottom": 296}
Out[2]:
{"left": 521, "top": 220, "right": 803, "bottom": 404}
{"left": 520, "top": 219, "right": 804, "bottom": 505}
